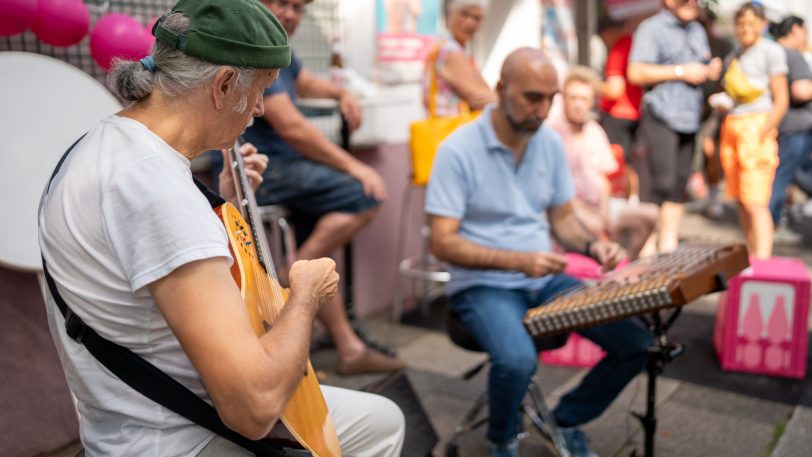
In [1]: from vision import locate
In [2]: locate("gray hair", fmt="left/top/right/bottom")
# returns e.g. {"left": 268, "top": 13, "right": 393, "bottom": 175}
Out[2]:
{"left": 445, "top": 0, "right": 489, "bottom": 14}
{"left": 107, "top": 13, "right": 256, "bottom": 112}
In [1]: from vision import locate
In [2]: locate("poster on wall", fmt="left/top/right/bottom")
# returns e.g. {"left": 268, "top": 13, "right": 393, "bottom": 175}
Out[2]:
{"left": 376, "top": 0, "right": 441, "bottom": 81}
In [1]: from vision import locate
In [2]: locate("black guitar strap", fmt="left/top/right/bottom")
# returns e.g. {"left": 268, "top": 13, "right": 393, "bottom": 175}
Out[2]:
{"left": 41, "top": 137, "right": 310, "bottom": 457}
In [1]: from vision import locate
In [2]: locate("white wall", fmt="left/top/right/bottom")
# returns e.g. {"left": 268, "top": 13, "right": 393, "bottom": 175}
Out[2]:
{"left": 339, "top": 0, "right": 378, "bottom": 79}
{"left": 787, "top": 0, "right": 812, "bottom": 27}
{"left": 339, "top": 0, "right": 542, "bottom": 86}
{"left": 474, "top": 0, "right": 543, "bottom": 86}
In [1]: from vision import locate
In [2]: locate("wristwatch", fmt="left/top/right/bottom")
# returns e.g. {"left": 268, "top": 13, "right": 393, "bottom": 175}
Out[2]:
{"left": 674, "top": 64, "right": 685, "bottom": 79}
{"left": 584, "top": 239, "right": 597, "bottom": 258}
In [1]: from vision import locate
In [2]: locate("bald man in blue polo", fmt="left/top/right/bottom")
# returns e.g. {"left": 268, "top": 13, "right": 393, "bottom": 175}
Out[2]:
{"left": 426, "top": 48, "right": 652, "bottom": 457}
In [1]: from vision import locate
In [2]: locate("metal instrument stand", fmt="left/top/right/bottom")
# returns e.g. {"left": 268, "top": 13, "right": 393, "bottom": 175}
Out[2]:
{"left": 631, "top": 309, "right": 684, "bottom": 457}
{"left": 631, "top": 273, "right": 728, "bottom": 457}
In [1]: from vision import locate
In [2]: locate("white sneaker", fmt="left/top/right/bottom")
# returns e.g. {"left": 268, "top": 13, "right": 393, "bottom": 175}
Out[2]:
{"left": 803, "top": 200, "right": 812, "bottom": 218}
{"left": 705, "top": 199, "right": 724, "bottom": 219}
{"left": 774, "top": 226, "right": 803, "bottom": 246}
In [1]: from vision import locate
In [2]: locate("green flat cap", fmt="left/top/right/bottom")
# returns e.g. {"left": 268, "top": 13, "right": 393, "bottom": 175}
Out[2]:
{"left": 153, "top": 0, "right": 290, "bottom": 69}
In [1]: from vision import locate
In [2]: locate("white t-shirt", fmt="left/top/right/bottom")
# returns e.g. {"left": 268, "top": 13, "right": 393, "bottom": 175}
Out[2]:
{"left": 38, "top": 115, "right": 233, "bottom": 456}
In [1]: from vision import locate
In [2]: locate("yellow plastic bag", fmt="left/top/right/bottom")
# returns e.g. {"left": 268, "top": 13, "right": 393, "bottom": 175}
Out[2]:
{"left": 410, "top": 110, "right": 480, "bottom": 186}
{"left": 409, "top": 42, "right": 481, "bottom": 186}
{"left": 724, "top": 58, "right": 765, "bottom": 105}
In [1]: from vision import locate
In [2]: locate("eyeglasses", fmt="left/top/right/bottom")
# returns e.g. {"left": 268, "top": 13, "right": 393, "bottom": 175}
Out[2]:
{"left": 266, "top": 0, "right": 307, "bottom": 15}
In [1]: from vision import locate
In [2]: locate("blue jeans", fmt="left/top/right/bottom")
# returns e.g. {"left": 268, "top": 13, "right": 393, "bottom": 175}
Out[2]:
{"left": 769, "top": 131, "right": 812, "bottom": 224}
{"left": 449, "top": 275, "right": 652, "bottom": 444}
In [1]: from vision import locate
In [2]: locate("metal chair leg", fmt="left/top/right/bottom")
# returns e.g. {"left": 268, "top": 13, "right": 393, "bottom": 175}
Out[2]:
{"left": 527, "top": 378, "right": 570, "bottom": 457}
{"left": 392, "top": 182, "right": 415, "bottom": 322}
{"left": 277, "top": 215, "right": 297, "bottom": 276}
{"left": 445, "top": 389, "right": 489, "bottom": 456}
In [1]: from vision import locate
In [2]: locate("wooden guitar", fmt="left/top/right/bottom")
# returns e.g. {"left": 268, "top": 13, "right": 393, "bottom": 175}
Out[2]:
{"left": 215, "top": 143, "right": 342, "bottom": 457}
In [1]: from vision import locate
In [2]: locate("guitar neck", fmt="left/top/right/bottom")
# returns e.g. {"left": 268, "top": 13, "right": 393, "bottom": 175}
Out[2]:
{"left": 227, "top": 143, "right": 276, "bottom": 278}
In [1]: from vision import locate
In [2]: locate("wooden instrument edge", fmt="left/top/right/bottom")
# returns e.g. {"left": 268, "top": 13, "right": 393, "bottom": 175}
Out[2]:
{"left": 218, "top": 145, "right": 342, "bottom": 457}
{"left": 524, "top": 243, "right": 752, "bottom": 338}
{"left": 670, "top": 243, "right": 750, "bottom": 305}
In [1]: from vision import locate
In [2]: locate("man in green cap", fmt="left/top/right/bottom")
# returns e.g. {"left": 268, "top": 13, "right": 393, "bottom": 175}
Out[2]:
{"left": 38, "top": 0, "right": 405, "bottom": 455}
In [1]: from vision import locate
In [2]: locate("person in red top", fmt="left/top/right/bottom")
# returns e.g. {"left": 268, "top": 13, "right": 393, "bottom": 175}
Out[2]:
{"left": 599, "top": 17, "right": 643, "bottom": 163}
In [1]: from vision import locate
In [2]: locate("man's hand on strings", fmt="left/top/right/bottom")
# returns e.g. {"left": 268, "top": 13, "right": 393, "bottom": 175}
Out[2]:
{"left": 589, "top": 240, "right": 624, "bottom": 271}
{"left": 218, "top": 143, "right": 268, "bottom": 204}
{"left": 518, "top": 252, "right": 568, "bottom": 277}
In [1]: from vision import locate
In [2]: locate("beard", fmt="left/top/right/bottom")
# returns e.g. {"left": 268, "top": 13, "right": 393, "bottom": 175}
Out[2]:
{"left": 505, "top": 109, "right": 543, "bottom": 135}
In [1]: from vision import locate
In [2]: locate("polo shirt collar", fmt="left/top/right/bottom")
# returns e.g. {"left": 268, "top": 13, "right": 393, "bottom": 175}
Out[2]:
{"left": 478, "top": 104, "right": 546, "bottom": 160}
{"left": 478, "top": 104, "right": 504, "bottom": 152}
{"left": 659, "top": 8, "right": 686, "bottom": 28}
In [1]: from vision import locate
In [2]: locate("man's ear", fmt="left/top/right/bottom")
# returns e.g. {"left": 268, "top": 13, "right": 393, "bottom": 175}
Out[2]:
{"left": 211, "top": 67, "right": 238, "bottom": 110}
{"left": 496, "top": 80, "right": 506, "bottom": 98}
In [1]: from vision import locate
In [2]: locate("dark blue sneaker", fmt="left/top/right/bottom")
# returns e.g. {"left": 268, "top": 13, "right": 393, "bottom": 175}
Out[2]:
{"left": 489, "top": 437, "right": 519, "bottom": 457}
{"left": 560, "top": 427, "right": 598, "bottom": 457}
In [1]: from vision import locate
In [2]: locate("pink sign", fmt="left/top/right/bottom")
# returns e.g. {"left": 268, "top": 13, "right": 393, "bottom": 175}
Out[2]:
{"left": 377, "top": 32, "right": 434, "bottom": 62}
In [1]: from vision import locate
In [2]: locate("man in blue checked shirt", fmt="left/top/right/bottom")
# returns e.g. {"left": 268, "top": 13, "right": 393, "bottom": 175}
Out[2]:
{"left": 628, "top": 0, "right": 722, "bottom": 253}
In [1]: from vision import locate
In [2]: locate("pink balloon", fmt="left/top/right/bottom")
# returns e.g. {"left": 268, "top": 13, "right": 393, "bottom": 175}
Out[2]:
{"left": 0, "top": 0, "right": 38, "bottom": 36}
{"left": 90, "top": 13, "right": 152, "bottom": 71}
{"left": 31, "top": 0, "right": 89, "bottom": 47}
{"left": 145, "top": 17, "right": 158, "bottom": 50}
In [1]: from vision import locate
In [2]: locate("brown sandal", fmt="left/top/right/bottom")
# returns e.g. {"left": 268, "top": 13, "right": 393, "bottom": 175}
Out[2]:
{"left": 336, "top": 348, "right": 405, "bottom": 376}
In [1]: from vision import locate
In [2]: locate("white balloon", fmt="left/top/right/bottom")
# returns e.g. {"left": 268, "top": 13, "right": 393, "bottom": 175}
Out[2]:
{"left": 0, "top": 52, "right": 121, "bottom": 272}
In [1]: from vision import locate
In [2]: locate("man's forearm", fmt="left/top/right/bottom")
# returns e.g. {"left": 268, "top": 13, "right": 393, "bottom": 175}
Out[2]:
{"left": 281, "top": 121, "right": 357, "bottom": 172}
{"left": 791, "top": 80, "right": 812, "bottom": 103}
{"left": 431, "top": 232, "right": 522, "bottom": 271}
{"left": 297, "top": 75, "right": 344, "bottom": 100}
{"left": 552, "top": 211, "right": 595, "bottom": 255}
{"left": 627, "top": 62, "right": 679, "bottom": 86}
{"left": 257, "top": 291, "right": 319, "bottom": 398}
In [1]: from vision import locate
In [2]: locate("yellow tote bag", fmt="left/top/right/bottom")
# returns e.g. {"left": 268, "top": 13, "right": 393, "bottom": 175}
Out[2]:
{"left": 410, "top": 43, "right": 481, "bottom": 186}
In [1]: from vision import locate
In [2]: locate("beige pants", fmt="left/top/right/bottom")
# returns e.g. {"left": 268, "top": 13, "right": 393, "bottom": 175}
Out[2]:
{"left": 197, "top": 385, "right": 405, "bottom": 457}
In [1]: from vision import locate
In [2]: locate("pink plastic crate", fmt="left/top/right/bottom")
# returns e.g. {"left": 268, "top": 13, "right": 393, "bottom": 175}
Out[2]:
{"left": 540, "top": 253, "right": 608, "bottom": 368}
{"left": 541, "top": 333, "right": 605, "bottom": 368}
{"left": 713, "top": 256, "right": 810, "bottom": 379}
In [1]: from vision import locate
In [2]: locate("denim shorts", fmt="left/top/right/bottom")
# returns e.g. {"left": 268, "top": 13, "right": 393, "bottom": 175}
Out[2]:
{"left": 256, "top": 156, "right": 379, "bottom": 243}
{"left": 256, "top": 156, "right": 379, "bottom": 214}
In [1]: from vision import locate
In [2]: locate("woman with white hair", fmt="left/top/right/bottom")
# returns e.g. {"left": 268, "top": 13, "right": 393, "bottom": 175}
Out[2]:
{"left": 423, "top": 0, "right": 496, "bottom": 116}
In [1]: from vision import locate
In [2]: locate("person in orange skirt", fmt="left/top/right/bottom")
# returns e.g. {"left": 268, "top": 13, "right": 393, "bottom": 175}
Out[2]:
{"left": 718, "top": 1, "right": 788, "bottom": 258}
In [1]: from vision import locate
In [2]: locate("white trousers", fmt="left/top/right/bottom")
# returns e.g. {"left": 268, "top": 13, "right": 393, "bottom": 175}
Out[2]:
{"left": 197, "top": 385, "right": 405, "bottom": 457}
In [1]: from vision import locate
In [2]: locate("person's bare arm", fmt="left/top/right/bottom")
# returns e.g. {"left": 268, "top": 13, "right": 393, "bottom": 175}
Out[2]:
{"left": 428, "top": 214, "right": 567, "bottom": 277}
{"left": 438, "top": 52, "right": 497, "bottom": 110}
{"left": 549, "top": 201, "right": 622, "bottom": 269}
{"left": 149, "top": 257, "right": 337, "bottom": 439}
{"left": 262, "top": 93, "right": 386, "bottom": 200}
{"left": 627, "top": 59, "right": 719, "bottom": 87}
{"left": 759, "top": 74, "right": 789, "bottom": 141}
{"left": 571, "top": 199, "right": 605, "bottom": 237}
{"left": 790, "top": 79, "right": 812, "bottom": 103}
{"left": 295, "top": 69, "right": 361, "bottom": 131}
{"left": 601, "top": 75, "right": 626, "bottom": 101}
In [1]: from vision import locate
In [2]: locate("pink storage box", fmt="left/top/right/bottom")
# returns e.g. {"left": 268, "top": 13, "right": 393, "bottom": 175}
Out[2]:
{"left": 713, "top": 256, "right": 810, "bottom": 379}
{"left": 541, "top": 333, "right": 606, "bottom": 368}
{"left": 540, "top": 253, "right": 608, "bottom": 368}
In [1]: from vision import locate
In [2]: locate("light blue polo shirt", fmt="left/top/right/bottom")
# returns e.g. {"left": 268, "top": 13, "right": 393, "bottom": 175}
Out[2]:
{"left": 425, "top": 105, "right": 575, "bottom": 296}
